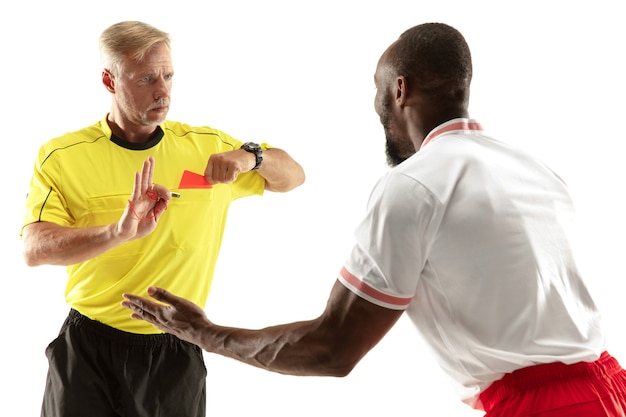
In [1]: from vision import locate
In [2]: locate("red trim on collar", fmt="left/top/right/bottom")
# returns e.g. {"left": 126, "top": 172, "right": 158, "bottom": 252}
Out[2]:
{"left": 421, "top": 120, "right": 483, "bottom": 149}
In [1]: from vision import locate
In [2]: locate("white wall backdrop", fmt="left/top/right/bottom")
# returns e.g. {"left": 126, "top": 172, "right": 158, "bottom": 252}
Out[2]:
{"left": 2, "top": 1, "right": 625, "bottom": 416}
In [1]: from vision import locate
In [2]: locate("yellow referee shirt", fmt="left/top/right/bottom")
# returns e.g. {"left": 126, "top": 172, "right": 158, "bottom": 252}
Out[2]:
{"left": 23, "top": 115, "right": 266, "bottom": 333}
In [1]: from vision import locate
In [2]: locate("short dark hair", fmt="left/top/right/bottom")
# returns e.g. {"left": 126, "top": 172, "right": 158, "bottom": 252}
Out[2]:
{"left": 389, "top": 23, "right": 472, "bottom": 99}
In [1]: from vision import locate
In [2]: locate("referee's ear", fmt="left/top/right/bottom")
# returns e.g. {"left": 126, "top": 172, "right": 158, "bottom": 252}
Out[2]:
{"left": 102, "top": 69, "right": 116, "bottom": 93}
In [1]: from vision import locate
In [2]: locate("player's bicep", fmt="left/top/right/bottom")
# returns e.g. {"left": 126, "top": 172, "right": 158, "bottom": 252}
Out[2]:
{"left": 319, "top": 280, "right": 404, "bottom": 364}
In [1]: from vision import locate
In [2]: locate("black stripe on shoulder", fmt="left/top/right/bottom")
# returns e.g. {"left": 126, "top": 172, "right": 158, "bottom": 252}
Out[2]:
{"left": 162, "top": 127, "right": 236, "bottom": 150}
{"left": 41, "top": 135, "right": 108, "bottom": 168}
{"left": 38, "top": 187, "right": 53, "bottom": 221}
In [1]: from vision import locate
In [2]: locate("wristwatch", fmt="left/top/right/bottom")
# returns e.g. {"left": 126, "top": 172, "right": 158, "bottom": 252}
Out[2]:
{"left": 241, "top": 142, "right": 263, "bottom": 170}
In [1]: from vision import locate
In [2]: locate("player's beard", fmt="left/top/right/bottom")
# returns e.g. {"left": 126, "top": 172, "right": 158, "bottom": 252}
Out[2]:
{"left": 385, "top": 136, "right": 406, "bottom": 168}
{"left": 380, "top": 96, "right": 414, "bottom": 167}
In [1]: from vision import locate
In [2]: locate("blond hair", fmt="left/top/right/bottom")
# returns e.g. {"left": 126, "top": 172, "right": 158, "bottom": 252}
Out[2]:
{"left": 99, "top": 21, "right": 171, "bottom": 76}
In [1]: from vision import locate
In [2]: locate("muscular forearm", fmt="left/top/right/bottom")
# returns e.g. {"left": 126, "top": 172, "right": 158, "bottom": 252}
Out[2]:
{"left": 196, "top": 283, "right": 401, "bottom": 376}
{"left": 22, "top": 221, "right": 125, "bottom": 266}
{"left": 122, "top": 282, "right": 403, "bottom": 378}
{"left": 258, "top": 148, "right": 305, "bottom": 192}
{"left": 199, "top": 320, "right": 356, "bottom": 377}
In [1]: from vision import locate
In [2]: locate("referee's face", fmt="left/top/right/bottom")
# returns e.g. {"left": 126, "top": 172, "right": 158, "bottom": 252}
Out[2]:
{"left": 114, "top": 42, "right": 174, "bottom": 128}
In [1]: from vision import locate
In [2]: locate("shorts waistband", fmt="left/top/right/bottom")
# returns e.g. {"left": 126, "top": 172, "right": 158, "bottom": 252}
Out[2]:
{"left": 65, "top": 308, "right": 181, "bottom": 347}
{"left": 479, "top": 352, "right": 622, "bottom": 411}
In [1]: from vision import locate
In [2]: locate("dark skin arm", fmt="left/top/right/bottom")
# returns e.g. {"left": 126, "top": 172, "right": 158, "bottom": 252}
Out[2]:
{"left": 122, "top": 280, "right": 404, "bottom": 376}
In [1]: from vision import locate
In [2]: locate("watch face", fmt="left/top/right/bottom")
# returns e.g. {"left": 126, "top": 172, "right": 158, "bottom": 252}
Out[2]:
{"left": 242, "top": 142, "right": 263, "bottom": 170}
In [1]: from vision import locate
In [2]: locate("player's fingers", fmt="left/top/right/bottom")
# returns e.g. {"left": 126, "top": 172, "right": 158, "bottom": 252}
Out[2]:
{"left": 147, "top": 286, "right": 179, "bottom": 305}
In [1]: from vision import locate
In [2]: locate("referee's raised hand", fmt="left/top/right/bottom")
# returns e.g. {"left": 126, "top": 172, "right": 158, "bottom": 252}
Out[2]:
{"left": 116, "top": 156, "right": 172, "bottom": 241}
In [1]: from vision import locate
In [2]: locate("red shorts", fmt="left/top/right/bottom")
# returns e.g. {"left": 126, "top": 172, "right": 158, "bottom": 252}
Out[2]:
{"left": 479, "top": 352, "right": 626, "bottom": 417}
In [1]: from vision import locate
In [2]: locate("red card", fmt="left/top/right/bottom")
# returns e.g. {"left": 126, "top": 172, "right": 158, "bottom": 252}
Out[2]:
{"left": 178, "top": 170, "right": 212, "bottom": 189}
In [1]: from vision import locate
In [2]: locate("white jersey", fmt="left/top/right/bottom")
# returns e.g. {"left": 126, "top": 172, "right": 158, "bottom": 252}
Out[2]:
{"left": 340, "top": 118, "right": 605, "bottom": 407}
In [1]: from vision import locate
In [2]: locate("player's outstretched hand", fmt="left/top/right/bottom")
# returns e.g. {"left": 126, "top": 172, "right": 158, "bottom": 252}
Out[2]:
{"left": 122, "top": 286, "right": 211, "bottom": 347}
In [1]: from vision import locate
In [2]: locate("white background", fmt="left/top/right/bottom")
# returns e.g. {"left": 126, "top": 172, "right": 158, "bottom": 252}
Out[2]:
{"left": 2, "top": 1, "right": 625, "bottom": 416}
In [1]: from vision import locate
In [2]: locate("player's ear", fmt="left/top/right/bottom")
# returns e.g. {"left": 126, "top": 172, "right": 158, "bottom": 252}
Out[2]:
{"left": 395, "top": 76, "right": 408, "bottom": 106}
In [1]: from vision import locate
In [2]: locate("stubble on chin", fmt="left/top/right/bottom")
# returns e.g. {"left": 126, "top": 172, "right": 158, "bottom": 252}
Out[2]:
{"left": 143, "top": 99, "right": 170, "bottom": 125}
{"left": 141, "top": 109, "right": 169, "bottom": 126}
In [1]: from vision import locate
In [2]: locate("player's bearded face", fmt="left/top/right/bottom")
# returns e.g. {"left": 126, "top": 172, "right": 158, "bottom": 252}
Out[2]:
{"left": 380, "top": 91, "right": 414, "bottom": 167}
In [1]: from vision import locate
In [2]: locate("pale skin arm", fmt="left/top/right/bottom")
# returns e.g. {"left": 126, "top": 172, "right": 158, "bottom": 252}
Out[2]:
{"left": 22, "top": 156, "right": 171, "bottom": 266}
{"left": 205, "top": 147, "right": 305, "bottom": 192}
{"left": 122, "top": 280, "right": 404, "bottom": 377}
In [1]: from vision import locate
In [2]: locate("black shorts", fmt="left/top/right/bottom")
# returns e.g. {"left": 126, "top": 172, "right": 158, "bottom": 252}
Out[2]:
{"left": 41, "top": 309, "right": 207, "bottom": 417}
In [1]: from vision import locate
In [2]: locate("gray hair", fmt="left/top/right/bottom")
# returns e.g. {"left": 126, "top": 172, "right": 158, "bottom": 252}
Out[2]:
{"left": 99, "top": 21, "right": 171, "bottom": 76}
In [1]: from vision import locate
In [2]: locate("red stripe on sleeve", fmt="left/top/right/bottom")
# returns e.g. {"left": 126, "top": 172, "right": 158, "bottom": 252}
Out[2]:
{"left": 340, "top": 267, "right": 412, "bottom": 308}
